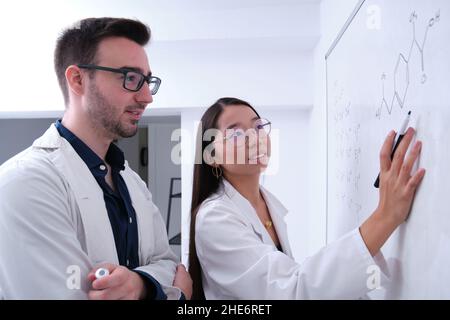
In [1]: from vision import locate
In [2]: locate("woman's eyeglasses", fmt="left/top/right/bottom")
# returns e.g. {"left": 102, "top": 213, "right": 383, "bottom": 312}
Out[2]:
{"left": 223, "top": 118, "right": 271, "bottom": 144}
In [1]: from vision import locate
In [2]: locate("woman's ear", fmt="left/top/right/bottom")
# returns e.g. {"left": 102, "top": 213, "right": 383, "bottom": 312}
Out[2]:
{"left": 65, "top": 65, "right": 85, "bottom": 98}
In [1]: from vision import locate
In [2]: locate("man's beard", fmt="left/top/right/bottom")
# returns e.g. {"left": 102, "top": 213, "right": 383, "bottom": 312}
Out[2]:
{"left": 86, "top": 83, "right": 140, "bottom": 139}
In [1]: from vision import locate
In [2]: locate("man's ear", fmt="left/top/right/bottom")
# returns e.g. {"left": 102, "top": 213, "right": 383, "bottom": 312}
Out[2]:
{"left": 65, "top": 65, "right": 85, "bottom": 97}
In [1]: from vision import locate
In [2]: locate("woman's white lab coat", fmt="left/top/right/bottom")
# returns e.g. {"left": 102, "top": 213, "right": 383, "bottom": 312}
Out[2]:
{"left": 195, "top": 179, "right": 390, "bottom": 299}
{"left": 0, "top": 124, "right": 181, "bottom": 299}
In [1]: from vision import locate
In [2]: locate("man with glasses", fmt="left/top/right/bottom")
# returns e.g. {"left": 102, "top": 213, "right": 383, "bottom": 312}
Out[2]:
{"left": 0, "top": 18, "right": 191, "bottom": 300}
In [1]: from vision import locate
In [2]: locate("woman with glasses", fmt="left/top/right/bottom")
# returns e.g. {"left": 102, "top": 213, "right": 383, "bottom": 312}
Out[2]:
{"left": 188, "top": 97, "right": 425, "bottom": 299}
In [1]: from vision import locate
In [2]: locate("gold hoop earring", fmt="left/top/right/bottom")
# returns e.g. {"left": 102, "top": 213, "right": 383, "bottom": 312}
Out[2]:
{"left": 212, "top": 166, "right": 222, "bottom": 179}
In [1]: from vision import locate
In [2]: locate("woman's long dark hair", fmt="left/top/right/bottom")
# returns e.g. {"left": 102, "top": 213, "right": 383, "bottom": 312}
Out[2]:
{"left": 189, "top": 97, "right": 260, "bottom": 299}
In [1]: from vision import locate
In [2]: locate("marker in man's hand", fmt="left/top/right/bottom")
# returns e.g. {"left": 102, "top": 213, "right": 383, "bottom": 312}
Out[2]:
{"left": 95, "top": 268, "right": 110, "bottom": 280}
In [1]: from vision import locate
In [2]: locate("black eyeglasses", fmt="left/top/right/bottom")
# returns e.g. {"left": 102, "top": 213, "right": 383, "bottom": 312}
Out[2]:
{"left": 77, "top": 64, "right": 161, "bottom": 95}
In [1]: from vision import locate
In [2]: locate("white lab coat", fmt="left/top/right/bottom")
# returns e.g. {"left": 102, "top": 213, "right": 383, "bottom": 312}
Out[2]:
{"left": 195, "top": 179, "right": 390, "bottom": 299}
{"left": 0, "top": 124, "right": 181, "bottom": 299}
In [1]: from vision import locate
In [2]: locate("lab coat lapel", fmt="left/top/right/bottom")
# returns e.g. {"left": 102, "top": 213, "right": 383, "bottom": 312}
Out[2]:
{"left": 260, "top": 186, "right": 293, "bottom": 258}
{"left": 33, "top": 125, "right": 119, "bottom": 265}
{"left": 222, "top": 180, "right": 274, "bottom": 246}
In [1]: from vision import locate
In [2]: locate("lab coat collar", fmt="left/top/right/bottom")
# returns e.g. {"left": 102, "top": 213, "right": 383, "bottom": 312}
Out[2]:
{"left": 55, "top": 120, "right": 126, "bottom": 172}
{"left": 221, "top": 179, "right": 292, "bottom": 257}
{"left": 221, "top": 179, "right": 288, "bottom": 217}
{"left": 32, "top": 123, "right": 64, "bottom": 149}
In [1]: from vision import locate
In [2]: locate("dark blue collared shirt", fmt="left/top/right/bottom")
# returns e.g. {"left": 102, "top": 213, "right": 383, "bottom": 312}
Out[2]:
{"left": 55, "top": 120, "right": 167, "bottom": 300}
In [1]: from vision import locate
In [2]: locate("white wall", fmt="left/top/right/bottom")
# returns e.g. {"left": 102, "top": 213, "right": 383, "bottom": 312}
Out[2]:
{"left": 150, "top": 41, "right": 315, "bottom": 110}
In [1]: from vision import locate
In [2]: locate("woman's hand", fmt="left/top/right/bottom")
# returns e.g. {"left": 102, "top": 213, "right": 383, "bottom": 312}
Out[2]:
{"left": 377, "top": 127, "right": 426, "bottom": 225}
{"left": 360, "top": 128, "right": 426, "bottom": 256}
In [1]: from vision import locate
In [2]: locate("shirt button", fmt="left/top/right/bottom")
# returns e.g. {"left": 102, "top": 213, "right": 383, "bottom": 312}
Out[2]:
{"left": 99, "top": 165, "right": 106, "bottom": 171}
{"left": 129, "top": 217, "right": 133, "bottom": 224}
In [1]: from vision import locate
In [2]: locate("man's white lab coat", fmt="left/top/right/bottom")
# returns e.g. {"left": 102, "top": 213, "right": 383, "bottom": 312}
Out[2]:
{"left": 0, "top": 124, "right": 181, "bottom": 299}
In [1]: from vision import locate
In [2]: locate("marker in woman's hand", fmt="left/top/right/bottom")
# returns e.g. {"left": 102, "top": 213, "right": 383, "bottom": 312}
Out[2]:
{"left": 374, "top": 111, "right": 411, "bottom": 188}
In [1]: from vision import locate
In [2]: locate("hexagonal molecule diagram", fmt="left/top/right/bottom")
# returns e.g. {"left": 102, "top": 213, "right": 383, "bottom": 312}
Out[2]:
{"left": 376, "top": 10, "right": 440, "bottom": 119}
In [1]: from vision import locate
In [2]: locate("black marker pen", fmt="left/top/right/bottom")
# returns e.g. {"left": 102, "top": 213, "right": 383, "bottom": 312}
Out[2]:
{"left": 374, "top": 111, "right": 411, "bottom": 188}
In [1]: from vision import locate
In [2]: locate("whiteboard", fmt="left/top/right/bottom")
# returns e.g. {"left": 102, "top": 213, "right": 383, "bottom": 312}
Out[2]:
{"left": 326, "top": 0, "right": 450, "bottom": 299}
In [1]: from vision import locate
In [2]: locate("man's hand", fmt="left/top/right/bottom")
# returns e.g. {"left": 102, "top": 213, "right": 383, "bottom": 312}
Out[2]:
{"left": 173, "top": 264, "right": 192, "bottom": 299}
{"left": 87, "top": 263, "right": 147, "bottom": 300}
